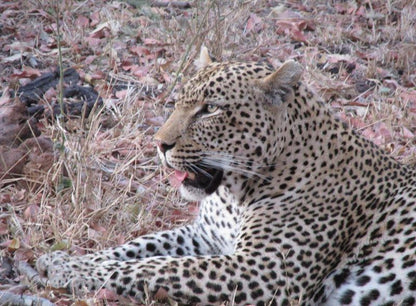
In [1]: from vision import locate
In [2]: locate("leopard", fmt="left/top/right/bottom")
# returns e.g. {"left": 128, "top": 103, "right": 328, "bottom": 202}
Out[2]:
{"left": 36, "top": 47, "right": 416, "bottom": 305}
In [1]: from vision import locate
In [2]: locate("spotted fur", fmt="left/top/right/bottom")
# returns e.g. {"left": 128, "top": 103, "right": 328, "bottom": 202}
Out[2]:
{"left": 37, "top": 50, "right": 416, "bottom": 305}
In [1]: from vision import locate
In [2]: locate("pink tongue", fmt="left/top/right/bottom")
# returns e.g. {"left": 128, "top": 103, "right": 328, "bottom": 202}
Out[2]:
{"left": 175, "top": 170, "right": 188, "bottom": 181}
{"left": 169, "top": 170, "right": 188, "bottom": 188}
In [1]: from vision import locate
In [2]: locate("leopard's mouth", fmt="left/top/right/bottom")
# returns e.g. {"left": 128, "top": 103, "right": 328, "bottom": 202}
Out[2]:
{"left": 179, "top": 165, "right": 223, "bottom": 194}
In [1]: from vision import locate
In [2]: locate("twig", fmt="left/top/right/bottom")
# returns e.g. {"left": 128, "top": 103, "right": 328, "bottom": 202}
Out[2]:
{"left": 0, "top": 291, "right": 55, "bottom": 306}
{"left": 151, "top": 1, "right": 191, "bottom": 9}
{"left": 161, "top": 0, "right": 214, "bottom": 102}
{"left": 54, "top": 3, "right": 65, "bottom": 119}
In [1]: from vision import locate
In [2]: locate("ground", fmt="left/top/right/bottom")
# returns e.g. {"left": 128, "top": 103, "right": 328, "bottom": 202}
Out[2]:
{"left": 0, "top": 0, "right": 415, "bottom": 305}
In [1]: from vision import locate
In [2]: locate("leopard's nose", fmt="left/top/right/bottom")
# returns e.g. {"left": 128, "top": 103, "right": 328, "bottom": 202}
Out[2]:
{"left": 156, "top": 140, "right": 175, "bottom": 154}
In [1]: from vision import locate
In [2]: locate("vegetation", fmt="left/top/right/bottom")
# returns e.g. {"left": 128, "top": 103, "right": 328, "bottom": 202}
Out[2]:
{"left": 0, "top": 0, "right": 415, "bottom": 304}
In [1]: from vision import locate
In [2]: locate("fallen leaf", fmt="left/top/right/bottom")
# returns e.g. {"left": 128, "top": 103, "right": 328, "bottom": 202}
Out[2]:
{"left": 10, "top": 66, "right": 41, "bottom": 79}
{"left": 90, "top": 223, "right": 107, "bottom": 234}
{"left": 95, "top": 288, "right": 120, "bottom": 300}
{"left": 131, "top": 65, "right": 149, "bottom": 78}
{"left": 8, "top": 238, "right": 20, "bottom": 251}
{"left": 89, "top": 70, "right": 106, "bottom": 80}
{"left": 1, "top": 53, "right": 26, "bottom": 63}
{"left": 4, "top": 41, "right": 33, "bottom": 52}
{"left": 43, "top": 87, "right": 57, "bottom": 101}
{"left": 115, "top": 89, "right": 128, "bottom": 99}
{"left": 355, "top": 5, "right": 366, "bottom": 17}
{"left": 129, "top": 46, "right": 151, "bottom": 56}
{"left": 275, "top": 20, "right": 310, "bottom": 43}
{"left": 0, "top": 194, "right": 11, "bottom": 203}
{"left": 85, "top": 37, "right": 102, "bottom": 48}
{"left": 402, "top": 127, "right": 414, "bottom": 139}
{"left": 146, "top": 116, "right": 164, "bottom": 126}
{"left": 84, "top": 55, "right": 97, "bottom": 65}
{"left": 23, "top": 204, "right": 39, "bottom": 221}
{"left": 50, "top": 240, "right": 70, "bottom": 251}
{"left": 161, "top": 71, "right": 171, "bottom": 83}
{"left": 13, "top": 189, "right": 26, "bottom": 201}
{"left": 89, "top": 27, "right": 108, "bottom": 39}
{"left": 14, "top": 247, "right": 34, "bottom": 261}
{"left": 0, "top": 90, "right": 12, "bottom": 106}
{"left": 143, "top": 38, "right": 163, "bottom": 46}
{"left": 90, "top": 11, "right": 101, "bottom": 27}
{"left": 0, "top": 222, "right": 9, "bottom": 235}
{"left": 245, "top": 14, "right": 262, "bottom": 33}
{"left": 76, "top": 15, "right": 89, "bottom": 28}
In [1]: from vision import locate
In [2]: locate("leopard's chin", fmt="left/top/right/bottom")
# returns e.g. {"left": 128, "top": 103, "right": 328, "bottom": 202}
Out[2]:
{"left": 183, "top": 168, "right": 223, "bottom": 194}
{"left": 179, "top": 166, "right": 223, "bottom": 201}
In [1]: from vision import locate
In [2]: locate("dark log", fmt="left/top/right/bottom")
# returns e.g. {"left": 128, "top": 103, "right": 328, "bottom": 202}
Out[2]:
{"left": 16, "top": 68, "right": 80, "bottom": 106}
{"left": 52, "top": 85, "right": 103, "bottom": 118}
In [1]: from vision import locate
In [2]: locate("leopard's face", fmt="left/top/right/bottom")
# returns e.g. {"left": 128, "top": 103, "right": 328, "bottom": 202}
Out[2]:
{"left": 155, "top": 54, "right": 302, "bottom": 201}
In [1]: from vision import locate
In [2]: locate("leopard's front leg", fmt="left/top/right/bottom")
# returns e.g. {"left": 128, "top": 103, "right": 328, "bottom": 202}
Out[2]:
{"left": 37, "top": 188, "right": 241, "bottom": 275}
{"left": 52, "top": 253, "right": 285, "bottom": 305}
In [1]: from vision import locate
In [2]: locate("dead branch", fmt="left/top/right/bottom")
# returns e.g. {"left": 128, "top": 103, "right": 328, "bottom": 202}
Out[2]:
{"left": 16, "top": 261, "right": 47, "bottom": 288}
{"left": 17, "top": 68, "right": 80, "bottom": 106}
{"left": 0, "top": 290, "right": 55, "bottom": 306}
{"left": 151, "top": 1, "right": 191, "bottom": 9}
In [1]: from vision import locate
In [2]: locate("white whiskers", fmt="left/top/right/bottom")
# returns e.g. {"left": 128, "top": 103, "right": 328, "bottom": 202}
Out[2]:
{"left": 199, "top": 152, "right": 274, "bottom": 182}
{"left": 185, "top": 161, "right": 214, "bottom": 179}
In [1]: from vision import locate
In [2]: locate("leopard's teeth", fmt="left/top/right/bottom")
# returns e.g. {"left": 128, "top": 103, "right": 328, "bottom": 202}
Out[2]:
{"left": 188, "top": 172, "right": 196, "bottom": 180}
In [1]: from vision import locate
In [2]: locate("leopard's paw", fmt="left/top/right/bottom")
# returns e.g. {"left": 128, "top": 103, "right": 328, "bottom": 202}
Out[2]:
{"left": 36, "top": 251, "right": 76, "bottom": 288}
{"left": 36, "top": 251, "right": 70, "bottom": 278}
{"left": 36, "top": 251, "right": 105, "bottom": 293}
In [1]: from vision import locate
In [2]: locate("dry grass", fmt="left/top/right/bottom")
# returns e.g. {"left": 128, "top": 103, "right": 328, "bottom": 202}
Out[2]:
{"left": 0, "top": 0, "right": 415, "bottom": 304}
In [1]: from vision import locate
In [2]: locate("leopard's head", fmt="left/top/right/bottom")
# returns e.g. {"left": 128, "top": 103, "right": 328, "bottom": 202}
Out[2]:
{"left": 155, "top": 48, "right": 303, "bottom": 201}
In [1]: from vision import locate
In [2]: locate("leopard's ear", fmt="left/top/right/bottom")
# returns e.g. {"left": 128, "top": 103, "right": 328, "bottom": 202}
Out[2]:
{"left": 195, "top": 46, "right": 213, "bottom": 69}
{"left": 259, "top": 60, "right": 303, "bottom": 91}
{"left": 257, "top": 60, "right": 303, "bottom": 107}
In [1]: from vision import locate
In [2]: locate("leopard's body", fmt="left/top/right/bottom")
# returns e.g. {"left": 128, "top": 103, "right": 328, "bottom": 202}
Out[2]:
{"left": 37, "top": 49, "right": 416, "bottom": 305}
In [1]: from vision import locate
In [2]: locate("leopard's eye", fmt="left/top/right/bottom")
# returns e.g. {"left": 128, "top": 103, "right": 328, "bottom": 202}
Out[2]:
{"left": 196, "top": 103, "right": 221, "bottom": 118}
{"left": 197, "top": 104, "right": 219, "bottom": 116}
{"left": 205, "top": 104, "right": 219, "bottom": 113}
